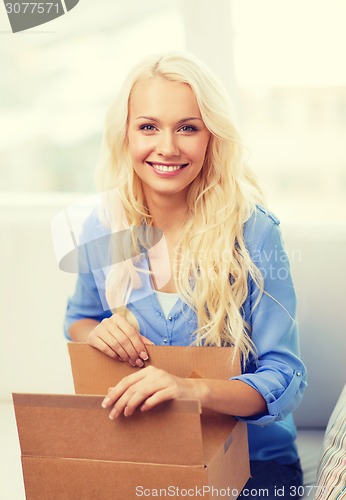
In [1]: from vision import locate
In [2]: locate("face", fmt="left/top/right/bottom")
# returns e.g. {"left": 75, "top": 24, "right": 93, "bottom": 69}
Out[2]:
{"left": 127, "top": 77, "right": 211, "bottom": 203}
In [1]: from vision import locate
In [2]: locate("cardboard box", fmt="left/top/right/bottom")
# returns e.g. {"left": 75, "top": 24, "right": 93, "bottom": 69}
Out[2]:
{"left": 13, "top": 344, "right": 250, "bottom": 500}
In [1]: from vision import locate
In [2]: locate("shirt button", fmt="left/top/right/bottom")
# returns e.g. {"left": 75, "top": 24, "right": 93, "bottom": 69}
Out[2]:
{"left": 296, "top": 371, "right": 301, "bottom": 376}
{"left": 168, "top": 316, "right": 172, "bottom": 321}
{"left": 163, "top": 339, "right": 168, "bottom": 343}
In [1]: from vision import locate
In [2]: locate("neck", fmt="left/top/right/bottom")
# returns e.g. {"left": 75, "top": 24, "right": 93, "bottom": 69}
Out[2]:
{"left": 144, "top": 190, "right": 189, "bottom": 232}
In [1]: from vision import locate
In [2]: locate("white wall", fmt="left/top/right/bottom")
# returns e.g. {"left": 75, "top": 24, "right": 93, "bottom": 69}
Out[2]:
{"left": 0, "top": 195, "right": 81, "bottom": 399}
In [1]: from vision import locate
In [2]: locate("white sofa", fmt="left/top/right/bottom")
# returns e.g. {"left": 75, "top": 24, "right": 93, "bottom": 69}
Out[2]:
{"left": 0, "top": 196, "right": 344, "bottom": 499}
{"left": 287, "top": 226, "right": 345, "bottom": 497}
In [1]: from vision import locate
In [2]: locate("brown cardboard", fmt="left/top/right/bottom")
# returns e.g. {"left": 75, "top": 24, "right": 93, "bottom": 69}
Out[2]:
{"left": 13, "top": 344, "right": 250, "bottom": 500}
{"left": 68, "top": 343, "right": 240, "bottom": 394}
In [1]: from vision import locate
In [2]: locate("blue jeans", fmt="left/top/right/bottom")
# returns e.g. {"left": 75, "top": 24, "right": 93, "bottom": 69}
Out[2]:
{"left": 238, "top": 459, "right": 303, "bottom": 499}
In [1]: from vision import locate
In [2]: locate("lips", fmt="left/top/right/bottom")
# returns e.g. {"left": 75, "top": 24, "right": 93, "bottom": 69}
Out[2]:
{"left": 146, "top": 162, "right": 188, "bottom": 173}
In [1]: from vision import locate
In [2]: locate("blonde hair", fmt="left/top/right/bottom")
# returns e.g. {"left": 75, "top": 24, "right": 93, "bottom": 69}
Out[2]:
{"left": 95, "top": 51, "right": 267, "bottom": 364}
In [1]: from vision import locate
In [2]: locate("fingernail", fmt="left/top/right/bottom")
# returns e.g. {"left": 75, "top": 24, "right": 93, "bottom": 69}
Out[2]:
{"left": 135, "top": 358, "right": 144, "bottom": 367}
{"left": 109, "top": 408, "right": 118, "bottom": 420}
{"left": 102, "top": 397, "right": 110, "bottom": 409}
{"left": 140, "top": 351, "right": 149, "bottom": 361}
{"left": 124, "top": 407, "right": 130, "bottom": 417}
{"left": 129, "top": 359, "right": 136, "bottom": 367}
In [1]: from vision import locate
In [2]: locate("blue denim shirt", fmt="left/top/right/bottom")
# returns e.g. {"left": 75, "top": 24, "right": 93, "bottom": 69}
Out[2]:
{"left": 64, "top": 205, "right": 307, "bottom": 464}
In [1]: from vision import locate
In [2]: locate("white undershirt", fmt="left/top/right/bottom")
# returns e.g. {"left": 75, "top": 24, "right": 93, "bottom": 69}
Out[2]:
{"left": 154, "top": 290, "right": 179, "bottom": 318}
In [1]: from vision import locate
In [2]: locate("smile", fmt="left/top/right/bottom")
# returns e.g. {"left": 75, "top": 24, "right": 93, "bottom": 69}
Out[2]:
{"left": 146, "top": 162, "right": 188, "bottom": 172}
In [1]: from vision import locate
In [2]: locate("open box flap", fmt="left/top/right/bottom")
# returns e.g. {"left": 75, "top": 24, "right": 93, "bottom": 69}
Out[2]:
{"left": 12, "top": 393, "right": 205, "bottom": 466}
{"left": 68, "top": 343, "right": 240, "bottom": 395}
{"left": 67, "top": 343, "right": 241, "bottom": 466}
{"left": 200, "top": 410, "right": 238, "bottom": 466}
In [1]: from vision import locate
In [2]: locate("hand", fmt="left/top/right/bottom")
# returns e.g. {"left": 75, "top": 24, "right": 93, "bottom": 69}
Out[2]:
{"left": 88, "top": 313, "right": 154, "bottom": 367}
{"left": 101, "top": 365, "right": 199, "bottom": 419}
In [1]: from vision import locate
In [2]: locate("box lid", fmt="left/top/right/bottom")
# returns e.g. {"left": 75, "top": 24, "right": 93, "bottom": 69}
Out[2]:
{"left": 13, "top": 344, "right": 242, "bottom": 468}
{"left": 66, "top": 344, "right": 241, "bottom": 466}
{"left": 68, "top": 343, "right": 240, "bottom": 395}
{"left": 12, "top": 393, "right": 205, "bottom": 466}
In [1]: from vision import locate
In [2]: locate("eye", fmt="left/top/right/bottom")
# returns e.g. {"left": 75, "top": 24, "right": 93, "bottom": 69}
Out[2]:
{"left": 179, "top": 125, "right": 198, "bottom": 133}
{"left": 139, "top": 124, "right": 157, "bottom": 132}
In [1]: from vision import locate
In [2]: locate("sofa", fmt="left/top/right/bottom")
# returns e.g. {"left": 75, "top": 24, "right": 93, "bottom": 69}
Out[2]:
{"left": 0, "top": 197, "right": 345, "bottom": 498}
{"left": 287, "top": 226, "right": 345, "bottom": 498}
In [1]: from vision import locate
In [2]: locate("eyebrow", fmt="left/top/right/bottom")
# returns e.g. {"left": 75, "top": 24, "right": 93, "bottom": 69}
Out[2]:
{"left": 135, "top": 116, "right": 203, "bottom": 124}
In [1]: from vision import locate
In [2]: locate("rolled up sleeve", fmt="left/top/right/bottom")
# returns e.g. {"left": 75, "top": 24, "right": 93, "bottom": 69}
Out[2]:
{"left": 63, "top": 209, "right": 112, "bottom": 340}
{"left": 64, "top": 271, "right": 111, "bottom": 340}
{"left": 231, "top": 220, "right": 307, "bottom": 425}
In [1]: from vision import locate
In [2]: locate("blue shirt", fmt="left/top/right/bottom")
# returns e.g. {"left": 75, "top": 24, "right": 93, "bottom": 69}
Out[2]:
{"left": 64, "top": 205, "right": 307, "bottom": 465}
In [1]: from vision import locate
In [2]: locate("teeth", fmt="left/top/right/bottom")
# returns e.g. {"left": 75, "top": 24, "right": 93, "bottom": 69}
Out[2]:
{"left": 150, "top": 163, "right": 184, "bottom": 172}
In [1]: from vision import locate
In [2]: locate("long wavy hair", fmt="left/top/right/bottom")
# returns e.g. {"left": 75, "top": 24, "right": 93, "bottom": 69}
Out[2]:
{"left": 95, "top": 51, "right": 267, "bottom": 364}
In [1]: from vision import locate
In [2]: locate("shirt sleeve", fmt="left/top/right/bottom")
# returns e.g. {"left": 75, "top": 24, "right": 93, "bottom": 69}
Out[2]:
{"left": 230, "top": 221, "right": 307, "bottom": 426}
{"left": 63, "top": 209, "right": 112, "bottom": 340}
{"left": 64, "top": 271, "right": 111, "bottom": 340}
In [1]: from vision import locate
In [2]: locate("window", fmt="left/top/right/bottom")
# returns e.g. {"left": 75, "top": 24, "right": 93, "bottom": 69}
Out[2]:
{"left": 0, "top": 0, "right": 184, "bottom": 193}
{"left": 232, "top": 0, "right": 346, "bottom": 222}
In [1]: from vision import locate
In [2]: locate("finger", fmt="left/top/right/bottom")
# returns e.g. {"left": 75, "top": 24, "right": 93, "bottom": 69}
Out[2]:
{"left": 112, "top": 314, "right": 149, "bottom": 361}
{"left": 112, "top": 383, "right": 174, "bottom": 418}
{"left": 88, "top": 326, "right": 124, "bottom": 361}
{"left": 102, "top": 368, "right": 151, "bottom": 411}
{"left": 111, "top": 329, "right": 145, "bottom": 366}
{"left": 110, "top": 381, "right": 159, "bottom": 419}
{"left": 97, "top": 326, "right": 139, "bottom": 366}
{"left": 140, "top": 335, "right": 155, "bottom": 346}
{"left": 100, "top": 330, "right": 134, "bottom": 364}
{"left": 88, "top": 335, "right": 120, "bottom": 360}
{"left": 105, "top": 317, "right": 143, "bottom": 365}
{"left": 107, "top": 368, "right": 169, "bottom": 418}
{"left": 140, "top": 388, "right": 174, "bottom": 412}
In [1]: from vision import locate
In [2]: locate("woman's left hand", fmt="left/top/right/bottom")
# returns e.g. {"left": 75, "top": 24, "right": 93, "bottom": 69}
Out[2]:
{"left": 101, "top": 365, "right": 199, "bottom": 419}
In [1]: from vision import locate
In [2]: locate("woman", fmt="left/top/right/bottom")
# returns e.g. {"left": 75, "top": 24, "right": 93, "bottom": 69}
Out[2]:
{"left": 65, "top": 52, "right": 306, "bottom": 498}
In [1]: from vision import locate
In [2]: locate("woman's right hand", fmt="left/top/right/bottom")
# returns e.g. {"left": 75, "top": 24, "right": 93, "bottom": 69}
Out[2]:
{"left": 88, "top": 313, "right": 154, "bottom": 367}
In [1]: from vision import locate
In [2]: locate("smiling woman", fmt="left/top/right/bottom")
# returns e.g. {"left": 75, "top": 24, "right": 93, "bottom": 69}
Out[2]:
{"left": 127, "top": 77, "right": 211, "bottom": 200}
{"left": 65, "top": 51, "right": 307, "bottom": 499}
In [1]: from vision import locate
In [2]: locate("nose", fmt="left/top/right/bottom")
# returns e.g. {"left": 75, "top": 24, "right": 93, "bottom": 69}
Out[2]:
{"left": 156, "top": 131, "right": 179, "bottom": 157}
